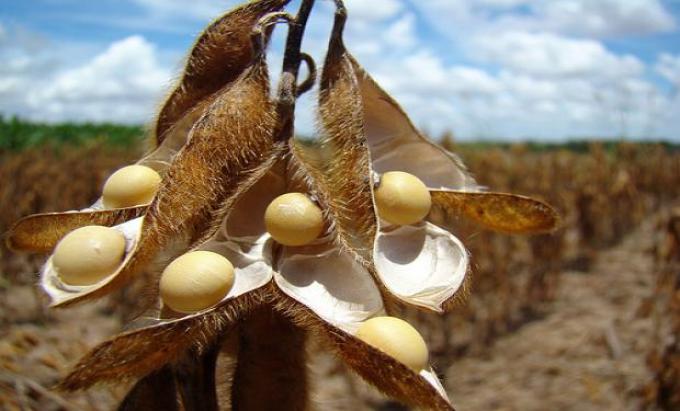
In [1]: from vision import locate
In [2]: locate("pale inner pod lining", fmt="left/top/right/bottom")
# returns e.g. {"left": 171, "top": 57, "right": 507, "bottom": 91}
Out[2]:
{"left": 41, "top": 217, "right": 144, "bottom": 299}
{"left": 275, "top": 245, "right": 385, "bottom": 334}
{"left": 421, "top": 368, "right": 449, "bottom": 400}
{"left": 370, "top": 140, "right": 471, "bottom": 191}
{"left": 374, "top": 222, "right": 468, "bottom": 312}
{"left": 199, "top": 234, "right": 274, "bottom": 305}
{"left": 222, "top": 168, "right": 286, "bottom": 242}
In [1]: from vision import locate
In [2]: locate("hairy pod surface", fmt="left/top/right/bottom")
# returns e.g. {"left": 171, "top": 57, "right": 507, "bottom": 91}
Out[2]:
{"left": 39, "top": 55, "right": 278, "bottom": 308}
{"left": 153, "top": 0, "right": 291, "bottom": 145}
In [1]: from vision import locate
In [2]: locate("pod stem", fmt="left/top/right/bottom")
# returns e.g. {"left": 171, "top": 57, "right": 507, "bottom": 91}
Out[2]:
{"left": 275, "top": 0, "right": 316, "bottom": 141}
{"left": 231, "top": 306, "right": 308, "bottom": 411}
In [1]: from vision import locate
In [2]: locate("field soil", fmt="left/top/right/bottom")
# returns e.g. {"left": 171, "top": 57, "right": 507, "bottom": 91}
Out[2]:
{"left": 310, "top": 212, "right": 660, "bottom": 411}
{"left": 0, "top": 211, "right": 666, "bottom": 410}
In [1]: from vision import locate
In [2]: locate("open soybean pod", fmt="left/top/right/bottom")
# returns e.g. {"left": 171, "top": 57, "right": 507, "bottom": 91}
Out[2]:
{"left": 40, "top": 39, "right": 280, "bottom": 308}
{"left": 58, "top": 159, "right": 289, "bottom": 391}
{"left": 292, "top": 50, "right": 469, "bottom": 314}
{"left": 348, "top": 57, "right": 559, "bottom": 235}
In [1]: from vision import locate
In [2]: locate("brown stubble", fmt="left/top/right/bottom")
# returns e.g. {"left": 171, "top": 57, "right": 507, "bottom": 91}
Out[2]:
{"left": 153, "top": 0, "right": 291, "bottom": 146}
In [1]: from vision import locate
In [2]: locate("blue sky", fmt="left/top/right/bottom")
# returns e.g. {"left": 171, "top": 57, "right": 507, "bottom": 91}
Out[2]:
{"left": 1, "top": 0, "right": 679, "bottom": 141}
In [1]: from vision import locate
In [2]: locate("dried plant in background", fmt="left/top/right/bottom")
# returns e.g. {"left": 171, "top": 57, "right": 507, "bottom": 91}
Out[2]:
{"left": 6, "top": 0, "right": 559, "bottom": 409}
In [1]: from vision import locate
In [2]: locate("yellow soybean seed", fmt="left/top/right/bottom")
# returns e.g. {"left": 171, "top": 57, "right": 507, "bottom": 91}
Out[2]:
{"left": 264, "top": 193, "right": 324, "bottom": 246}
{"left": 102, "top": 165, "right": 162, "bottom": 209}
{"left": 160, "top": 251, "right": 235, "bottom": 313}
{"left": 375, "top": 171, "right": 431, "bottom": 226}
{"left": 53, "top": 226, "right": 126, "bottom": 286}
{"left": 356, "top": 316, "right": 429, "bottom": 371}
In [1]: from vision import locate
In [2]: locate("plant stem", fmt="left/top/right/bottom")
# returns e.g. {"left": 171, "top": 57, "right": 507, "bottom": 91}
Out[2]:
{"left": 231, "top": 307, "right": 308, "bottom": 411}
{"left": 275, "top": 0, "right": 316, "bottom": 141}
{"left": 175, "top": 344, "right": 220, "bottom": 411}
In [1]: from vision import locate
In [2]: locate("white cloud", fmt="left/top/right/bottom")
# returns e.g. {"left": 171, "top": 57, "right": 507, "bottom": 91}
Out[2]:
{"left": 530, "top": 0, "right": 676, "bottom": 37}
{"left": 344, "top": 0, "right": 404, "bottom": 22}
{"left": 1, "top": 35, "right": 171, "bottom": 124}
{"left": 413, "top": 0, "right": 676, "bottom": 38}
{"left": 656, "top": 53, "right": 680, "bottom": 87}
{"left": 383, "top": 13, "right": 418, "bottom": 49}
{"left": 472, "top": 31, "right": 644, "bottom": 78}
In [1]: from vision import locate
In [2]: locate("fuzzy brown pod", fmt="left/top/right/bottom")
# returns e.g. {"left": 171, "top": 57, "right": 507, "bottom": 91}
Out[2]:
{"left": 271, "top": 286, "right": 454, "bottom": 411}
{"left": 349, "top": 56, "right": 558, "bottom": 235}
{"left": 153, "top": 0, "right": 291, "bottom": 145}
{"left": 40, "top": 55, "right": 279, "bottom": 308}
{"left": 291, "top": 10, "right": 377, "bottom": 264}
{"left": 6, "top": 93, "right": 218, "bottom": 254}
{"left": 60, "top": 289, "right": 267, "bottom": 390}
{"left": 312, "top": 55, "right": 469, "bottom": 314}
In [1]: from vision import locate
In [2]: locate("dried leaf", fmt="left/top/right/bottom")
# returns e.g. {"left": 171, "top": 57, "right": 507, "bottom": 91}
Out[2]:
{"left": 349, "top": 56, "right": 477, "bottom": 192}
{"left": 430, "top": 190, "right": 561, "bottom": 234}
{"left": 6, "top": 206, "right": 146, "bottom": 253}
{"left": 52, "top": 57, "right": 279, "bottom": 307}
{"left": 60, "top": 288, "right": 267, "bottom": 391}
{"left": 154, "top": 0, "right": 290, "bottom": 145}
{"left": 293, "top": 11, "right": 377, "bottom": 262}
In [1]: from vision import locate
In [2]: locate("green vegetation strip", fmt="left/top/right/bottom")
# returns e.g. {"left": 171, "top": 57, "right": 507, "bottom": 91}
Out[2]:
{"left": 1, "top": 116, "right": 678, "bottom": 153}
{"left": 0, "top": 116, "right": 145, "bottom": 151}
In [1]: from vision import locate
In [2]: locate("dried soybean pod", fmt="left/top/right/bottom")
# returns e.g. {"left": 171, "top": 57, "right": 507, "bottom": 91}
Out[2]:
{"left": 430, "top": 190, "right": 560, "bottom": 234}
{"left": 292, "top": 6, "right": 377, "bottom": 262}
{"left": 348, "top": 55, "right": 477, "bottom": 193}
{"left": 6, "top": 206, "right": 147, "bottom": 253}
{"left": 59, "top": 288, "right": 267, "bottom": 390}
{"left": 48, "top": 53, "right": 279, "bottom": 308}
{"left": 271, "top": 284, "right": 454, "bottom": 411}
{"left": 154, "top": 0, "right": 291, "bottom": 145}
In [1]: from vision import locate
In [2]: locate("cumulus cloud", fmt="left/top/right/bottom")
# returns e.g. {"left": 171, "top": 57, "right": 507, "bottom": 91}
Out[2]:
{"left": 656, "top": 53, "right": 680, "bottom": 87}
{"left": 343, "top": 0, "right": 403, "bottom": 22}
{"left": 413, "top": 0, "right": 676, "bottom": 39}
{"left": 1, "top": 34, "right": 170, "bottom": 124}
{"left": 471, "top": 31, "right": 644, "bottom": 79}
